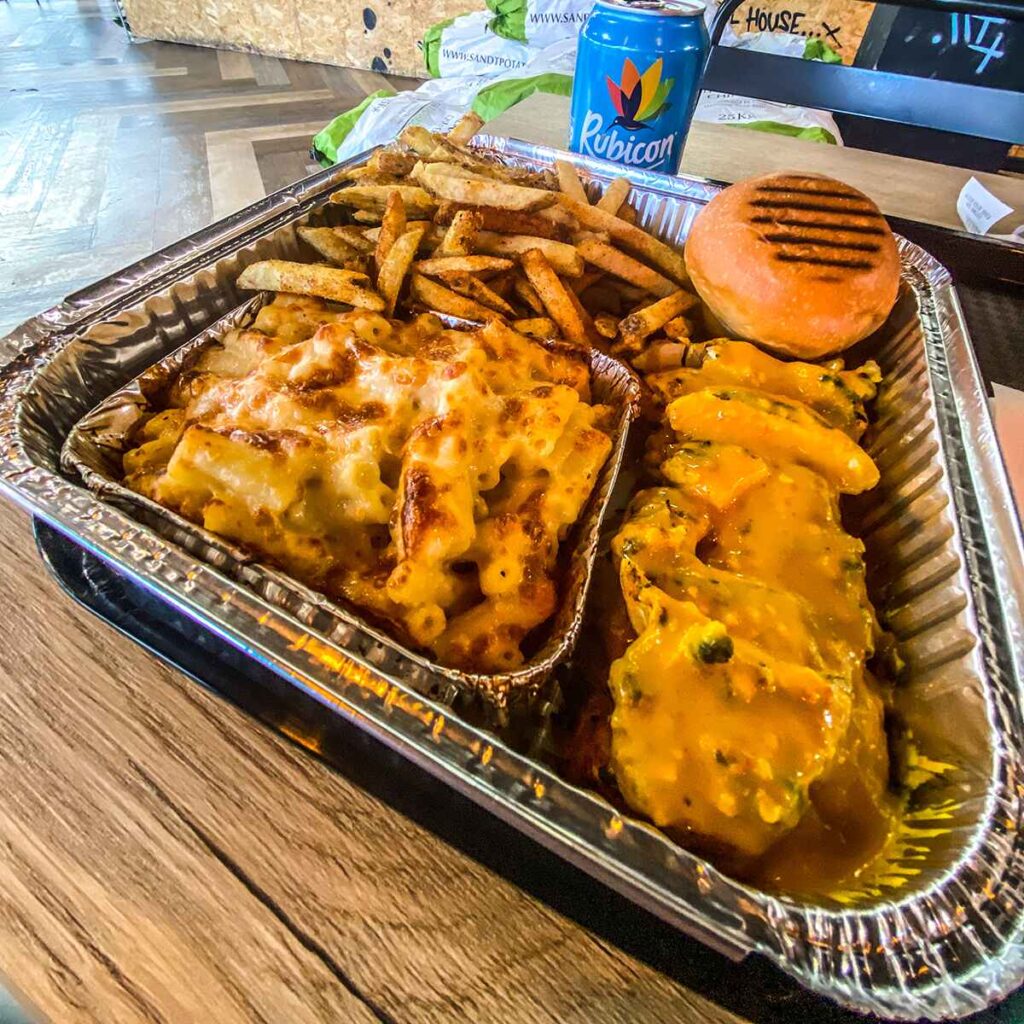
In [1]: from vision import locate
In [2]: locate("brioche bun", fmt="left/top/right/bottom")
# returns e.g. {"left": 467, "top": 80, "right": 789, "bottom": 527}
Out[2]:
{"left": 684, "top": 172, "right": 900, "bottom": 359}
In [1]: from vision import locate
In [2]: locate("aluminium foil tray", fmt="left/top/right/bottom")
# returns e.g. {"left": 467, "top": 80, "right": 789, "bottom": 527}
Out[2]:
{"left": 0, "top": 136, "right": 1022, "bottom": 1019}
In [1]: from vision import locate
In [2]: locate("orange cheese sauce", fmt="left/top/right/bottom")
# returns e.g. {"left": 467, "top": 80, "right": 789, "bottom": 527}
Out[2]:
{"left": 605, "top": 341, "right": 898, "bottom": 894}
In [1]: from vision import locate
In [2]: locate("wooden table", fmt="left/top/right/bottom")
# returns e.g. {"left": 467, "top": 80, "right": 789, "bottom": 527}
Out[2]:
{"left": 1, "top": 95, "right": 1021, "bottom": 1024}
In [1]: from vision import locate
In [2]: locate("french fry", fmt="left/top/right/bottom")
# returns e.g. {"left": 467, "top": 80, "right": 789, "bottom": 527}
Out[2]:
{"left": 435, "top": 202, "right": 569, "bottom": 242}
{"left": 474, "top": 231, "right": 584, "bottom": 277}
{"left": 418, "top": 137, "right": 556, "bottom": 188}
{"left": 363, "top": 222, "right": 445, "bottom": 253}
{"left": 399, "top": 125, "right": 440, "bottom": 158}
{"left": 353, "top": 210, "right": 383, "bottom": 224}
{"left": 564, "top": 285, "right": 600, "bottom": 347}
{"left": 419, "top": 164, "right": 556, "bottom": 212}
{"left": 367, "top": 148, "right": 417, "bottom": 177}
{"left": 663, "top": 315, "right": 691, "bottom": 341}
{"left": 632, "top": 341, "right": 690, "bottom": 373}
{"left": 557, "top": 195, "right": 689, "bottom": 285}
{"left": 594, "top": 313, "right": 619, "bottom": 340}
{"left": 449, "top": 111, "right": 485, "bottom": 146}
{"left": 413, "top": 161, "right": 490, "bottom": 184}
{"left": 338, "top": 167, "right": 401, "bottom": 184}
{"left": 414, "top": 254, "right": 515, "bottom": 275}
{"left": 577, "top": 238, "right": 677, "bottom": 297}
{"left": 378, "top": 225, "right": 427, "bottom": 316}
{"left": 513, "top": 273, "right": 545, "bottom": 315}
{"left": 596, "top": 177, "right": 630, "bottom": 216}
{"left": 619, "top": 289, "right": 699, "bottom": 342}
{"left": 438, "top": 209, "right": 481, "bottom": 256}
{"left": 332, "top": 225, "right": 376, "bottom": 254}
{"left": 537, "top": 205, "right": 579, "bottom": 231}
{"left": 573, "top": 229, "right": 611, "bottom": 245}
{"left": 409, "top": 273, "right": 502, "bottom": 322}
{"left": 570, "top": 269, "right": 603, "bottom": 296}
{"left": 512, "top": 317, "right": 558, "bottom": 340}
{"left": 374, "top": 191, "right": 407, "bottom": 274}
{"left": 438, "top": 272, "right": 517, "bottom": 317}
{"left": 556, "top": 160, "right": 589, "bottom": 204}
{"left": 617, "top": 203, "right": 638, "bottom": 225}
{"left": 330, "top": 184, "right": 435, "bottom": 215}
{"left": 237, "top": 260, "right": 385, "bottom": 311}
{"left": 520, "top": 249, "right": 589, "bottom": 345}
{"left": 297, "top": 226, "right": 361, "bottom": 265}
{"left": 486, "top": 273, "right": 514, "bottom": 300}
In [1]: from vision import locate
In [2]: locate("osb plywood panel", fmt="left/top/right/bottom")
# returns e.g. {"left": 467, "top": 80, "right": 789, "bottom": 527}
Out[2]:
{"left": 121, "top": 0, "right": 481, "bottom": 78}
{"left": 728, "top": 0, "right": 875, "bottom": 63}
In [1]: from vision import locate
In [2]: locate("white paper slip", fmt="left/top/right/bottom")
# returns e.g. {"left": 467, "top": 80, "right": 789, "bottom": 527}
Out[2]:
{"left": 958, "top": 176, "right": 1014, "bottom": 235}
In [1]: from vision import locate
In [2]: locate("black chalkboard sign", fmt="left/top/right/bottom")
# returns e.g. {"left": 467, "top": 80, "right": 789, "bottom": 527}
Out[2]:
{"left": 873, "top": 6, "right": 1022, "bottom": 90}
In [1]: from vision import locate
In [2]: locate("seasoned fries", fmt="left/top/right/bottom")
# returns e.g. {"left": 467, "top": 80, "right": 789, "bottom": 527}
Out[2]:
{"left": 596, "top": 178, "right": 630, "bottom": 216}
{"left": 513, "top": 273, "right": 545, "bottom": 315}
{"left": 439, "top": 272, "right": 517, "bottom": 317}
{"left": 247, "top": 124, "right": 701, "bottom": 372}
{"left": 378, "top": 225, "right": 426, "bottom": 316}
{"left": 512, "top": 317, "right": 558, "bottom": 340}
{"left": 410, "top": 273, "right": 501, "bottom": 322}
{"left": 332, "top": 225, "right": 376, "bottom": 254}
{"left": 374, "top": 191, "right": 407, "bottom": 272}
{"left": 556, "top": 160, "right": 589, "bottom": 204}
{"left": 298, "top": 226, "right": 361, "bottom": 265}
{"left": 557, "top": 196, "right": 689, "bottom": 285}
{"left": 436, "top": 202, "right": 569, "bottom": 242}
{"left": 238, "top": 260, "right": 385, "bottom": 311}
{"left": 521, "top": 249, "right": 590, "bottom": 344}
{"left": 578, "top": 238, "right": 677, "bottom": 297}
{"left": 331, "top": 184, "right": 436, "bottom": 217}
{"left": 448, "top": 111, "right": 485, "bottom": 146}
{"left": 619, "top": 290, "right": 699, "bottom": 344}
{"left": 474, "top": 232, "right": 584, "bottom": 278}
{"left": 438, "top": 209, "right": 480, "bottom": 256}
{"left": 414, "top": 254, "right": 515, "bottom": 275}
{"left": 419, "top": 164, "right": 556, "bottom": 212}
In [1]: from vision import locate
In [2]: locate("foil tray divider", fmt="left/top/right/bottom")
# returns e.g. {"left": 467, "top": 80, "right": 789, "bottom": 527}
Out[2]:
{"left": 1, "top": 137, "right": 1022, "bottom": 1020}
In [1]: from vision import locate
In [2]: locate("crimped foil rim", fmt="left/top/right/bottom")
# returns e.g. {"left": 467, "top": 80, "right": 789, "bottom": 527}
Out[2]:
{"left": 0, "top": 140, "right": 1021, "bottom": 1018}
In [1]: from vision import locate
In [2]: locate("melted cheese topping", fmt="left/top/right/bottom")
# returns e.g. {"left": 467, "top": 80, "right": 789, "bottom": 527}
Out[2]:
{"left": 609, "top": 340, "right": 897, "bottom": 888}
{"left": 124, "top": 295, "right": 613, "bottom": 673}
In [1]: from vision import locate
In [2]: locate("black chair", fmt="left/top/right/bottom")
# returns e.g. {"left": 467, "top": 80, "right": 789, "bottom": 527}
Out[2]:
{"left": 704, "top": 0, "right": 1024, "bottom": 149}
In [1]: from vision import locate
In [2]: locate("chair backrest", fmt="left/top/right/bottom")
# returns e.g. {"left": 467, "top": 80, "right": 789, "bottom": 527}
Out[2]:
{"left": 702, "top": 0, "right": 1024, "bottom": 143}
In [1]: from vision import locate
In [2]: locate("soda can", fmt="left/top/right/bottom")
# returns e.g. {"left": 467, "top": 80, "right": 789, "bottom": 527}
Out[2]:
{"left": 568, "top": 0, "right": 709, "bottom": 175}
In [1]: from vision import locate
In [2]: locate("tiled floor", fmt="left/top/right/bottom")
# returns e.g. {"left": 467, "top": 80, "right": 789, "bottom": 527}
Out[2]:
{"left": 0, "top": 0, "right": 419, "bottom": 335}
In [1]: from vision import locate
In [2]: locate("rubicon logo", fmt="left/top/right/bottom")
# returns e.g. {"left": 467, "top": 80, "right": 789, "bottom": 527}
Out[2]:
{"left": 578, "top": 111, "right": 677, "bottom": 167}
{"left": 605, "top": 57, "right": 674, "bottom": 131}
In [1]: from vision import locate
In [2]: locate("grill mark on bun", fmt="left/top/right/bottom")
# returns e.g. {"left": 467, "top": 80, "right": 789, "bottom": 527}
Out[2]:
{"left": 755, "top": 185, "right": 863, "bottom": 201}
{"left": 774, "top": 253, "right": 875, "bottom": 271}
{"left": 762, "top": 232, "right": 881, "bottom": 253}
{"left": 749, "top": 198, "right": 883, "bottom": 217}
{"left": 750, "top": 215, "right": 887, "bottom": 237}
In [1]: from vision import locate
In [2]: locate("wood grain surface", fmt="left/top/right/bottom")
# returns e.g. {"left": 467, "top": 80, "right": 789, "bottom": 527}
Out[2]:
{"left": 0, "top": 498, "right": 764, "bottom": 1024}
{"left": 3, "top": 6, "right": 1019, "bottom": 1023}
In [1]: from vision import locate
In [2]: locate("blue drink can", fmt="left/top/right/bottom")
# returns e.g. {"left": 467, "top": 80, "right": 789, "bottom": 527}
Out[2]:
{"left": 568, "top": 0, "right": 709, "bottom": 175}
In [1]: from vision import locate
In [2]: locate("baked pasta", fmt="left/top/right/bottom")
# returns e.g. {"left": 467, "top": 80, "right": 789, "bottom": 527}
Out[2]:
{"left": 123, "top": 294, "right": 614, "bottom": 673}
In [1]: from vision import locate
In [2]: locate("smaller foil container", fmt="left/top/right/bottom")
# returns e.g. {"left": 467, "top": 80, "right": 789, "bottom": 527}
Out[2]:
{"left": 60, "top": 290, "right": 641, "bottom": 715}
{"left": 1, "top": 137, "right": 1023, "bottom": 1020}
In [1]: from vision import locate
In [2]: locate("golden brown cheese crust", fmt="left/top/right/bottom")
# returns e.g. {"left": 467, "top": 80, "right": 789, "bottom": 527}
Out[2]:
{"left": 123, "top": 295, "right": 613, "bottom": 673}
